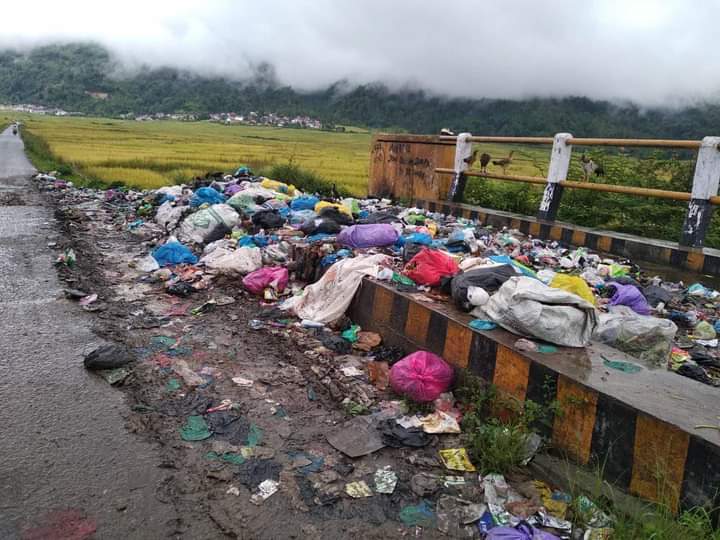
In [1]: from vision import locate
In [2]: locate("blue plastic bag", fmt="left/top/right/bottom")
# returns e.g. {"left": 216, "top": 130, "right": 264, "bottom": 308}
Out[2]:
{"left": 469, "top": 319, "right": 497, "bottom": 331}
{"left": 489, "top": 255, "right": 536, "bottom": 278}
{"left": 290, "top": 196, "right": 319, "bottom": 211}
{"left": 190, "top": 187, "right": 226, "bottom": 207}
{"left": 152, "top": 242, "right": 198, "bottom": 266}
{"left": 404, "top": 232, "right": 433, "bottom": 246}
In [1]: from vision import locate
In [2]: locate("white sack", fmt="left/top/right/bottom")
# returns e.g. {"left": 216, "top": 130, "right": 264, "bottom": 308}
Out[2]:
{"left": 474, "top": 276, "right": 597, "bottom": 347}
{"left": 177, "top": 204, "right": 239, "bottom": 245}
{"left": 200, "top": 246, "right": 262, "bottom": 275}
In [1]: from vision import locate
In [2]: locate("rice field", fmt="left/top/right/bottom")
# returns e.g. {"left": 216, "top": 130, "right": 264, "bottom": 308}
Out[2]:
{"left": 13, "top": 115, "right": 374, "bottom": 195}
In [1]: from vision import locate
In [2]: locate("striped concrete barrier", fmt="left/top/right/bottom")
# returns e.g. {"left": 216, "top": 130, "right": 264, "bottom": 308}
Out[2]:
{"left": 348, "top": 278, "right": 720, "bottom": 513}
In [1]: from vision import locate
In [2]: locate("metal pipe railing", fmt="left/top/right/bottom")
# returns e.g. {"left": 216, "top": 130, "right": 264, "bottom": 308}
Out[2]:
{"left": 439, "top": 134, "right": 715, "bottom": 150}
{"left": 567, "top": 137, "right": 703, "bottom": 149}
{"left": 440, "top": 131, "right": 720, "bottom": 246}
{"left": 435, "top": 168, "right": 547, "bottom": 185}
{"left": 434, "top": 167, "right": 711, "bottom": 203}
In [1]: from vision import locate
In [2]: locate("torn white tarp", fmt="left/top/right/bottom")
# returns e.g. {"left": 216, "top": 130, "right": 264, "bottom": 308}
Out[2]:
{"left": 283, "top": 254, "right": 390, "bottom": 324}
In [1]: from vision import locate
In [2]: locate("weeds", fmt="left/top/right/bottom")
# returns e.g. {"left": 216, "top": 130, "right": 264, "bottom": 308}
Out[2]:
{"left": 455, "top": 371, "right": 555, "bottom": 475}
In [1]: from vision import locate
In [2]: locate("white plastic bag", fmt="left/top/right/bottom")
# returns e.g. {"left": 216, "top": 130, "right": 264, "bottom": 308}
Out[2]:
{"left": 283, "top": 254, "right": 390, "bottom": 323}
{"left": 155, "top": 201, "right": 188, "bottom": 232}
{"left": 475, "top": 276, "right": 597, "bottom": 347}
{"left": 200, "top": 246, "right": 262, "bottom": 275}
{"left": 177, "top": 204, "right": 239, "bottom": 245}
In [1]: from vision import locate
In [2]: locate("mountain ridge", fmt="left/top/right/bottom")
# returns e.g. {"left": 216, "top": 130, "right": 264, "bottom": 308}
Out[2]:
{"left": 1, "top": 42, "right": 719, "bottom": 138}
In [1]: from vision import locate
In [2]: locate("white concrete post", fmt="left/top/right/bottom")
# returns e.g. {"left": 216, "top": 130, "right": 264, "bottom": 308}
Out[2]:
{"left": 447, "top": 132, "right": 473, "bottom": 202}
{"left": 680, "top": 136, "right": 720, "bottom": 247}
{"left": 538, "top": 132, "right": 573, "bottom": 221}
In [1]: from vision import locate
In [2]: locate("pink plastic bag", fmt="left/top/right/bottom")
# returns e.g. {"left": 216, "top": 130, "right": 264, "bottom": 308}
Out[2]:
{"left": 403, "top": 248, "right": 459, "bottom": 287}
{"left": 390, "top": 351, "right": 454, "bottom": 402}
{"left": 242, "top": 266, "right": 288, "bottom": 294}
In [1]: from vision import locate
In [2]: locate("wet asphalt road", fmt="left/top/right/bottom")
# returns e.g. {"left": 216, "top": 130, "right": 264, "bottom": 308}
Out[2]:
{"left": 0, "top": 126, "right": 177, "bottom": 538}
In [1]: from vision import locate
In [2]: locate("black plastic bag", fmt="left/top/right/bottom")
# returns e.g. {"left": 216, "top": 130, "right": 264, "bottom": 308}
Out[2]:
{"left": 450, "top": 264, "right": 516, "bottom": 311}
{"left": 252, "top": 209, "right": 285, "bottom": 230}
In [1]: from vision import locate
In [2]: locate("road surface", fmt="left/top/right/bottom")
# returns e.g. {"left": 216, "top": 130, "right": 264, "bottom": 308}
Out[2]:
{"left": 0, "top": 126, "right": 178, "bottom": 538}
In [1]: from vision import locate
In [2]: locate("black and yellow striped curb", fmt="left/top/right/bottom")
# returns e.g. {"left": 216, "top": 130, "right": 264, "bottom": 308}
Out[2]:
{"left": 348, "top": 278, "right": 720, "bottom": 513}
{"left": 412, "top": 198, "right": 720, "bottom": 276}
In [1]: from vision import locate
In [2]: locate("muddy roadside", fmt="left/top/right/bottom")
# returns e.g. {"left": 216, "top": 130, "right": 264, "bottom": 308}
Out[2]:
{"left": 43, "top": 186, "right": 471, "bottom": 538}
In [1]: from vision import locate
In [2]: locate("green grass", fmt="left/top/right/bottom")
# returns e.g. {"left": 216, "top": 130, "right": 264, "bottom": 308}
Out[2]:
{"left": 14, "top": 114, "right": 373, "bottom": 195}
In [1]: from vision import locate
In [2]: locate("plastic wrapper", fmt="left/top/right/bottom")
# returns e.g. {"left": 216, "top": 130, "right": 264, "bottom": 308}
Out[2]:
{"left": 594, "top": 305, "right": 677, "bottom": 365}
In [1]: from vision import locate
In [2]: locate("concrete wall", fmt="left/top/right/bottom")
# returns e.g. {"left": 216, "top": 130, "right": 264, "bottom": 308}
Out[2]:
{"left": 369, "top": 134, "right": 455, "bottom": 200}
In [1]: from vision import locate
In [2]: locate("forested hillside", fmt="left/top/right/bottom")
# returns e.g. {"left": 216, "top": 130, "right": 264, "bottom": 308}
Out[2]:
{"left": 2, "top": 42, "right": 719, "bottom": 138}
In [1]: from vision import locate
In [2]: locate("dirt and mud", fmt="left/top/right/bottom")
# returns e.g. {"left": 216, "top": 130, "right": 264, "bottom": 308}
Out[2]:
{"left": 42, "top": 181, "right": 482, "bottom": 539}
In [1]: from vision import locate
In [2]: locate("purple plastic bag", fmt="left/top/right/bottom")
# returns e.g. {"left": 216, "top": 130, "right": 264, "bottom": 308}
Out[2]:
{"left": 486, "top": 522, "right": 560, "bottom": 540}
{"left": 337, "top": 224, "right": 399, "bottom": 249}
{"left": 608, "top": 282, "right": 651, "bottom": 315}
{"left": 224, "top": 184, "right": 243, "bottom": 196}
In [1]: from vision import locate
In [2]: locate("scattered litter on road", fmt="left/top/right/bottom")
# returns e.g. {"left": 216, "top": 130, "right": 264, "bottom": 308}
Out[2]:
{"left": 250, "top": 479, "right": 279, "bottom": 504}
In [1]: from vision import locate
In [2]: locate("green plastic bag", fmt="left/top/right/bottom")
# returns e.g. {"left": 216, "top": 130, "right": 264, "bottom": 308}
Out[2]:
{"left": 341, "top": 325, "right": 360, "bottom": 343}
{"left": 603, "top": 357, "right": 641, "bottom": 373}
{"left": 246, "top": 423, "right": 263, "bottom": 447}
{"left": 399, "top": 500, "right": 436, "bottom": 527}
{"left": 392, "top": 272, "right": 416, "bottom": 287}
{"left": 180, "top": 415, "right": 212, "bottom": 441}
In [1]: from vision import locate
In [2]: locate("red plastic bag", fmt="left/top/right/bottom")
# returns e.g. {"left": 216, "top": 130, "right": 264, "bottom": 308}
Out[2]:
{"left": 242, "top": 266, "right": 288, "bottom": 294}
{"left": 403, "top": 248, "right": 459, "bottom": 287}
{"left": 390, "top": 351, "right": 454, "bottom": 402}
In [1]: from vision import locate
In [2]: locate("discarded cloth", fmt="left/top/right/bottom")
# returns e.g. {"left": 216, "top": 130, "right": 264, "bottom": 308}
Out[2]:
{"left": 283, "top": 254, "right": 390, "bottom": 323}
{"left": 451, "top": 265, "right": 515, "bottom": 311}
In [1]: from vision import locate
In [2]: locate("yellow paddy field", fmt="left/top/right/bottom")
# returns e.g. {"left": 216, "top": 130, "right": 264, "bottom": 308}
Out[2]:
{"left": 14, "top": 115, "right": 374, "bottom": 195}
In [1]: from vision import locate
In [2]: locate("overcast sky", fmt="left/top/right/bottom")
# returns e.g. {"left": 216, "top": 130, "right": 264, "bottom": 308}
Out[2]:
{"left": 1, "top": 0, "right": 718, "bottom": 105}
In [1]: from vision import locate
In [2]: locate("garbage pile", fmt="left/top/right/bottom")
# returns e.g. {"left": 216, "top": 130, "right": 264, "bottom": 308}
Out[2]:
{"left": 34, "top": 166, "right": 719, "bottom": 537}
{"left": 43, "top": 167, "right": 717, "bottom": 384}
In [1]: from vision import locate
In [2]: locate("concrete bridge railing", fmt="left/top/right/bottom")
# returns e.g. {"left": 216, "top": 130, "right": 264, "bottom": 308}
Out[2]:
{"left": 442, "top": 133, "right": 720, "bottom": 248}
{"left": 369, "top": 133, "right": 720, "bottom": 248}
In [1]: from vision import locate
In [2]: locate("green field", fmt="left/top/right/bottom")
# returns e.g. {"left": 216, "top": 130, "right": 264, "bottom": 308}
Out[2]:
{"left": 4, "top": 114, "right": 373, "bottom": 195}
{"left": 3, "top": 112, "right": 709, "bottom": 247}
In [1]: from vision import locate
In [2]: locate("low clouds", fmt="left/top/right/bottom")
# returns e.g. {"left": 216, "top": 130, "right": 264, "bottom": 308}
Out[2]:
{"left": 1, "top": 0, "right": 718, "bottom": 105}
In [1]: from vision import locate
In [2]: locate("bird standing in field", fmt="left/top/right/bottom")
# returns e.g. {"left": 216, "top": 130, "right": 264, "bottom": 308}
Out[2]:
{"left": 580, "top": 153, "right": 601, "bottom": 181}
{"left": 480, "top": 153, "right": 491, "bottom": 174}
{"left": 492, "top": 150, "right": 514, "bottom": 174}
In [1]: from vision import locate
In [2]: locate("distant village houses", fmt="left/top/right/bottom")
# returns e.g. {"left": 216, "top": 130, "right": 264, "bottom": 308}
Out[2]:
{"left": 0, "top": 103, "right": 77, "bottom": 116}
{"left": 209, "top": 111, "right": 322, "bottom": 129}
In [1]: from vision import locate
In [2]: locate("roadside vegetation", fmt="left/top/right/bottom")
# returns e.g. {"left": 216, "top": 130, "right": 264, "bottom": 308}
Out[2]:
{"left": 454, "top": 370, "right": 720, "bottom": 539}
